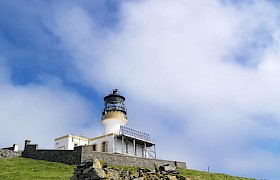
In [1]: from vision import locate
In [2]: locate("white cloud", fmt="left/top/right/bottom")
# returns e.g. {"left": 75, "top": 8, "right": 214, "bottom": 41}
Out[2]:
{"left": 0, "top": 59, "right": 98, "bottom": 149}
{"left": 44, "top": 0, "right": 280, "bottom": 178}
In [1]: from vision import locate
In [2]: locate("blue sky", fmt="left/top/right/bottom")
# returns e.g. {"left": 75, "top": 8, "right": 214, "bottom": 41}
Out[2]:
{"left": 1, "top": 0, "right": 280, "bottom": 179}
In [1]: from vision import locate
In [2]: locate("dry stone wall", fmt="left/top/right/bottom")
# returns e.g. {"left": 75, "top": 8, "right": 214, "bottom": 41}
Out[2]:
{"left": 0, "top": 149, "right": 21, "bottom": 159}
{"left": 81, "top": 145, "right": 186, "bottom": 169}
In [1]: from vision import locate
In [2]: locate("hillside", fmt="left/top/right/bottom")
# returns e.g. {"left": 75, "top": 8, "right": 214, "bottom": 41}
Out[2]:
{"left": 0, "top": 157, "right": 74, "bottom": 179}
{"left": 0, "top": 157, "right": 254, "bottom": 180}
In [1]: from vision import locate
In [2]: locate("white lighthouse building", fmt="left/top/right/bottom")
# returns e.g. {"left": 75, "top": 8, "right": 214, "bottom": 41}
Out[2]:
{"left": 54, "top": 89, "right": 156, "bottom": 158}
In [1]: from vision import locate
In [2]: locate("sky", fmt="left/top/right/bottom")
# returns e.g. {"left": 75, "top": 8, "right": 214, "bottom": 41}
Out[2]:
{"left": 0, "top": 0, "right": 280, "bottom": 179}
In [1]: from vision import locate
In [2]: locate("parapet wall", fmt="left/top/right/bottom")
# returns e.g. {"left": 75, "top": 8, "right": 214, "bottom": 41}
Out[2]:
{"left": 22, "top": 141, "right": 186, "bottom": 169}
{"left": 81, "top": 145, "right": 186, "bottom": 169}
{"left": 22, "top": 143, "right": 82, "bottom": 165}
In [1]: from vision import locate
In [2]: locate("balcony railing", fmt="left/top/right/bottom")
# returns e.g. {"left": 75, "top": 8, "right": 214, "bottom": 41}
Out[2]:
{"left": 118, "top": 125, "right": 155, "bottom": 144}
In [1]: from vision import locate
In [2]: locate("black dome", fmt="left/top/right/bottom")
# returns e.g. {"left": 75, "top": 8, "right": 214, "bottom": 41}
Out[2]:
{"left": 104, "top": 89, "right": 125, "bottom": 103}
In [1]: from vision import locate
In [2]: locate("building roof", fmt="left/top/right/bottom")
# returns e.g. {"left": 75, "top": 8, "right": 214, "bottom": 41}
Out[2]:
{"left": 54, "top": 134, "right": 89, "bottom": 141}
{"left": 89, "top": 133, "right": 114, "bottom": 141}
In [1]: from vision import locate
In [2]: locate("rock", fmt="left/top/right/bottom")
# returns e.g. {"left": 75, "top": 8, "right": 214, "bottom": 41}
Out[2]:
{"left": 106, "top": 168, "right": 120, "bottom": 180}
{"left": 83, "top": 166, "right": 93, "bottom": 174}
{"left": 177, "top": 175, "right": 187, "bottom": 180}
{"left": 139, "top": 169, "right": 144, "bottom": 177}
{"left": 169, "top": 170, "right": 179, "bottom": 175}
{"left": 133, "top": 177, "right": 144, "bottom": 180}
{"left": 92, "top": 159, "right": 102, "bottom": 168}
{"left": 92, "top": 159, "right": 107, "bottom": 179}
{"left": 154, "top": 163, "right": 160, "bottom": 173}
{"left": 102, "top": 163, "right": 108, "bottom": 169}
{"left": 130, "top": 172, "right": 139, "bottom": 179}
{"left": 166, "top": 175, "right": 177, "bottom": 180}
{"left": 73, "top": 170, "right": 82, "bottom": 176}
{"left": 70, "top": 175, "right": 78, "bottom": 180}
{"left": 70, "top": 159, "right": 187, "bottom": 180}
{"left": 147, "top": 174, "right": 160, "bottom": 180}
{"left": 146, "top": 171, "right": 156, "bottom": 175}
{"left": 120, "top": 169, "right": 130, "bottom": 180}
{"left": 162, "top": 165, "right": 177, "bottom": 172}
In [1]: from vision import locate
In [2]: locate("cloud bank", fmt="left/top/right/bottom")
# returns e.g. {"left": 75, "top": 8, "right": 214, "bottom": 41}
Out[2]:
{"left": 47, "top": 0, "right": 280, "bottom": 179}
{"left": 0, "top": 57, "right": 98, "bottom": 149}
{"left": 1, "top": 0, "right": 280, "bottom": 179}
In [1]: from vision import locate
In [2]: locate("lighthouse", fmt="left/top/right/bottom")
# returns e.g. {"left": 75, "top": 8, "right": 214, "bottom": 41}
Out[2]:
{"left": 101, "top": 89, "right": 128, "bottom": 134}
{"left": 54, "top": 89, "right": 156, "bottom": 158}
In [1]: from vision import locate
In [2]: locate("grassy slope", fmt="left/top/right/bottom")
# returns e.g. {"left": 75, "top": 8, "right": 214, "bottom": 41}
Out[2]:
{"left": 178, "top": 168, "right": 255, "bottom": 180}
{"left": 0, "top": 158, "right": 255, "bottom": 180}
{"left": 0, "top": 157, "right": 74, "bottom": 180}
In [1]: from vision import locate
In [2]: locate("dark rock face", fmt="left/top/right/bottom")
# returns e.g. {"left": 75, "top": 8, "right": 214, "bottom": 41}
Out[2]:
{"left": 71, "top": 159, "right": 186, "bottom": 180}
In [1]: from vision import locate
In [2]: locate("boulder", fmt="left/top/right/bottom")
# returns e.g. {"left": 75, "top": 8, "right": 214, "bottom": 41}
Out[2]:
{"left": 92, "top": 159, "right": 106, "bottom": 179}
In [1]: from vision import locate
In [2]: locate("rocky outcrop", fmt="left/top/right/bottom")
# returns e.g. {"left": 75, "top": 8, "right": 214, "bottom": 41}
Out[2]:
{"left": 70, "top": 159, "right": 186, "bottom": 180}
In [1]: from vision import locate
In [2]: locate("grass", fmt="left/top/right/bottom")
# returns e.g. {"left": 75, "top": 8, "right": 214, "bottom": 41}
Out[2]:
{"left": 0, "top": 157, "right": 255, "bottom": 180}
{"left": 178, "top": 168, "right": 255, "bottom": 180}
{"left": 0, "top": 157, "right": 74, "bottom": 180}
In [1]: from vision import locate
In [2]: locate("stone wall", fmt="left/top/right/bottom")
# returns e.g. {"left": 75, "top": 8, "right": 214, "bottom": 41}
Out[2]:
{"left": 22, "top": 141, "right": 186, "bottom": 169}
{"left": 0, "top": 149, "right": 21, "bottom": 159}
{"left": 2, "top": 144, "right": 19, "bottom": 152}
{"left": 2, "top": 146, "right": 14, "bottom": 151}
{"left": 22, "top": 143, "right": 82, "bottom": 165}
{"left": 81, "top": 145, "right": 186, "bottom": 169}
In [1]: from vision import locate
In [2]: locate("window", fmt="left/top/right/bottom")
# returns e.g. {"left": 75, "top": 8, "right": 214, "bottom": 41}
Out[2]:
{"left": 101, "top": 141, "right": 107, "bottom": 152}
{"left": 93, "top": 144, "right": 97, "bottom": 151}
{"left": 57, "top": 146, "right": 65, "bottom": 150}
{"left": 126, "top": 143, "right": 129, "bottom": 154}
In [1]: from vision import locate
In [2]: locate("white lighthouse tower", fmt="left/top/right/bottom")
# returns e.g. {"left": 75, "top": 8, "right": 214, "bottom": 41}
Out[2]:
{"left": 101, "top": 89, "right": 128, "bottom": 134}
{"left": 54, "top": 89, "right": 156, "bottom": 158}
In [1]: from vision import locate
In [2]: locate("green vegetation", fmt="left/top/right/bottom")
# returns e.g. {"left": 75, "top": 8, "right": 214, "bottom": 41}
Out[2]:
{"left": 0, "top": 157, "right": 255, "bottom": 180}
{"left": 0, "top": 157, "right": 74, "bottom": 180}
{"left": 178, "top": 168, "right": 255, "bottom": 180}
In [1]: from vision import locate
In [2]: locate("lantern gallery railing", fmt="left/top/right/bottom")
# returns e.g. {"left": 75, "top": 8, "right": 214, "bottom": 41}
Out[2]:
{"left": 119, "top": 125, "right": 155, "bottom": 144}
{"left": 103, "top": 106, "right": 127, "bottom": 113}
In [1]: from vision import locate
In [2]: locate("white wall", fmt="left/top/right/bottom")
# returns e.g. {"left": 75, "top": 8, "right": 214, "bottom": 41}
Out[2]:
{"left": 54, "top": 134, "right": 153, "bottom": 158}
{"left": 54, "top": 135, "right": 89, "bottom": 150}
{"left": 114, "top": 137, "right": 147, "bottom": 157}
{"left": 102, "top": 119, "right": 127, "bottom": 134}
{"left": 54, "top": 137, "right": 69, "bottom": 150}
{"left": 89, "top": 134, "right": 147, "bottom": 157}
{"left": 13, "top": 144, "right": 19, "bottom": 152}
{"left": 89, "top": 134, "right": 114, "bottom": 153}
